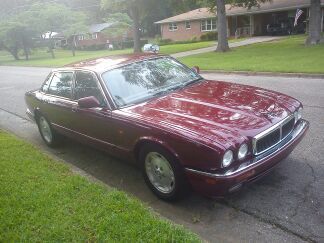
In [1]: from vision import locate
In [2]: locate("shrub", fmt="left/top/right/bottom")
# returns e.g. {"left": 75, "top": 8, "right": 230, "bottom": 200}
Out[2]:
{"left": 200, "top": 32, "right": 218, "bottom": 41}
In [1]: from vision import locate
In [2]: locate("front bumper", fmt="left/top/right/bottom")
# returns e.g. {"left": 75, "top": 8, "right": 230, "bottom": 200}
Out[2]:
{"left": 185, "top": 119, "right": 309, "bottom": 198}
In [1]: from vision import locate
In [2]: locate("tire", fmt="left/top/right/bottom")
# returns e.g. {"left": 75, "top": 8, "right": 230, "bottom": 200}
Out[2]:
{"left": 36, "top": 114, "right": 61, "bottom": 147}
{"left": 139, "top": 143, "right": 189, "bottom": 201}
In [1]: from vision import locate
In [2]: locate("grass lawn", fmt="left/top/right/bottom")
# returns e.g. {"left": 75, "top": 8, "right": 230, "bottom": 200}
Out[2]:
{"left": 0, "top": 41, "right": 215, "bottom": 68}
{"left": 159, "top": 41, "right": 215, "bottom": 54}
{"left": 0, "top": 49, "right": 132, "bottom": 67}
{"left": 180, "top": 35, "right": 324, "bottom": 74}
{"left": 0, "top": 131, "right": 199, "bottom": 242}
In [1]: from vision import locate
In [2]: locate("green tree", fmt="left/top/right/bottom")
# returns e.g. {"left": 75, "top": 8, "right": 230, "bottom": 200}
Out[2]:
{"left": 101, "top": 0, "right": 148, "bottom": 53}
{"left": 25, "top": 3, "right": 88, "bottom": 58}
{"left": 0, "top": 18, "right": 35, "bottom": 60}
{"left": 103, "top": 13, "right": 132, "bottom": 39}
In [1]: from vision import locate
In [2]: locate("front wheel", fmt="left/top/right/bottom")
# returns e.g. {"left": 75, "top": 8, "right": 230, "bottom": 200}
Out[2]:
{"left": 140, "top": 144, "right": 189, "bottom": 201}
{"left": 37, "top": 115, "right": 61, "bottom": 147}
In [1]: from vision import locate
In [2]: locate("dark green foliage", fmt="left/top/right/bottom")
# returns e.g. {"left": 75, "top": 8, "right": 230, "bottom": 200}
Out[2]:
{"left": 200, "top": 31, "right": 218, "bottom": 41}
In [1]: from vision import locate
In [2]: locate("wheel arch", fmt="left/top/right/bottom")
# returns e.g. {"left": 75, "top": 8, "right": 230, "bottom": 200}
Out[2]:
{"left": 134, "top": 137, "right": 181, "bottom": 164}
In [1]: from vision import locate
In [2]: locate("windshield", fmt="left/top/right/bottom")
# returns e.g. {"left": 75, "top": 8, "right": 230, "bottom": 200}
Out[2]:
{"left": 102, "top": 57, "right": 202, "bottom": 108}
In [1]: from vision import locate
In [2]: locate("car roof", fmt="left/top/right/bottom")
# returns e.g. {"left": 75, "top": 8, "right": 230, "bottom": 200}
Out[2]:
{"left": 55, "top": 53, "right": 167, "bottom": 74}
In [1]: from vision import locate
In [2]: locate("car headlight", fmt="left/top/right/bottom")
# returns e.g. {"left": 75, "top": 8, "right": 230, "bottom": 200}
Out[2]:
{"left": 222, "top": 150, "right": 233, "bottom": 167}
{"left": 294, "top": 107, "right": 302, "bottom": 123}
{"left": 238, "top": 143, "right": 248, "bottom": 160}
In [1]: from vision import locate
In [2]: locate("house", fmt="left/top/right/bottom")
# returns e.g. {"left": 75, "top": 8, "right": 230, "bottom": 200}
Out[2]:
{"left": 74, "top": 23, "right": 132, "bottom": 48}
{"left": 155, "top": 0, "right": 324, "bottom": 41}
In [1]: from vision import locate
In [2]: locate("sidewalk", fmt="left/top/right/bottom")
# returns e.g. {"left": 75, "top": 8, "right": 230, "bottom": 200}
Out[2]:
{"left": 171, "top": 36, "right": 283, "bottom": 58}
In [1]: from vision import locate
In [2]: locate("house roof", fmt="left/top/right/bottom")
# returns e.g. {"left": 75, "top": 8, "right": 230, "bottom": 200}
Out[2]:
{"left": 89, "top": 22, "right": 116, "bottom": 33}
{"left": 155, "top": 0, "right": 324, "bottom": 24}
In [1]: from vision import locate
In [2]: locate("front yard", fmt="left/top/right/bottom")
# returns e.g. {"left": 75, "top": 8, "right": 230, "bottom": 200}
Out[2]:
{"left": 0, "top": 41, "right": 215, "bottom": 67}
{"left": 0, "top": 131, "right": 199, "bottom": 242}
{"left": 180, "top": 35, "right": 324, "bottom": 74}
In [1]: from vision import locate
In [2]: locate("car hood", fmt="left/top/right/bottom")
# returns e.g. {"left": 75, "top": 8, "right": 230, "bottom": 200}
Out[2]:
{"left": 120, "top": 80, "right": 300, "bottom": 148}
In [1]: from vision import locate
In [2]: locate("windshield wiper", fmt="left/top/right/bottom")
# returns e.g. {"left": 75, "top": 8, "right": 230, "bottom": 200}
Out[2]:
{"left": 182, "top": 77, "right": 203, "bottom": 87}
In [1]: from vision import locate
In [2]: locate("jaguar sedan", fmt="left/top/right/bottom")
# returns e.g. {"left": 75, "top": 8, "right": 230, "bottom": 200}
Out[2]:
{"left": 25, "top": 54, "right": 309, "bottom": 201}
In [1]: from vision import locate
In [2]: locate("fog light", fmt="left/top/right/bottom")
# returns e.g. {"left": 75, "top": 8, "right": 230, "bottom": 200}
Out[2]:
{"left": 238, "top": 143, "right": 248, "bottom": 160}
{"left": 222, "top": 150, "right": 233, "bottom": 167}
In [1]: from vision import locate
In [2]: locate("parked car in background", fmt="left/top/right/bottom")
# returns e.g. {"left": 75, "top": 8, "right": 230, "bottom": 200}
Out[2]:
{"left": 267, "top": 22, "right": 293, "bottom": 35}
{"left": 25, "top": 54, "right": 309, "bottom": 201}
{"left": 266, "top": 19, "right": 306, "bottom": 36}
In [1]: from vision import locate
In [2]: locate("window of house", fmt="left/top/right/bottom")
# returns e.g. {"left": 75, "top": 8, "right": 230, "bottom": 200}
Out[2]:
{"left": 78, "top": 35, "right": 84, "bottom": 41}
{"left": 201, "top": 19, "right": 217, "bottom": 31}
{"left": 185, "top": 21, "right": 191, "bottom": 29}
{"left": 168, "top": 23, "right": 178, "bottom": 31}
{"left": 91, "top": 33, "right": 98, "bottom": 39}
{"left": 47, "top": 72, "right": 73, "bottom": 99}
{"left": 74, "top": 71, "right": 106, "bottom": 106}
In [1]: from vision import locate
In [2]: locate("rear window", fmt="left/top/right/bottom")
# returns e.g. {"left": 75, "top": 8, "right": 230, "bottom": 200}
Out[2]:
{"left": 47, "top": 72, "right": 73, "bottom": 99}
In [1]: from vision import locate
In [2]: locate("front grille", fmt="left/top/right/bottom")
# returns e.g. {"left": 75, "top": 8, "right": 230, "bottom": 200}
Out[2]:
{"left": 282, "top": 118, "right": 295, "bottom": 139}
{"left": 256, "top": 128, "right": 280, "bottom": 153}
{"left": 253, "top": 115, "right": 295, "bottom": 155}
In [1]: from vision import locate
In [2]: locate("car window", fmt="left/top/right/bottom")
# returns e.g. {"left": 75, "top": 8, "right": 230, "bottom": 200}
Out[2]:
{"left": 41, "top": 73, "right": 53, "bottom": 92}
{"left": 47, "top": 72, "right": 73, "bottom": 99}
{"left": 74, "top": 71, "right": 106, "bottom": 106}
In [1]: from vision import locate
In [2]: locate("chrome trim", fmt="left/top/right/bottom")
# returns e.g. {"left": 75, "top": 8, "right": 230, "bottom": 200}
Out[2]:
{"left": 26, "top": 108, "right": 35, "bottom": 122}
{"left": 185, "top": 120, "right": 308, "bottom": 178}
{"left": 252, "top": 114, "right": 295, "bottom": 155}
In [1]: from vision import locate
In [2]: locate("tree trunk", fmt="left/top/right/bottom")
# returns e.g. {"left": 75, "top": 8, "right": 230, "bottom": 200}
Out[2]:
{"left": 216, "top": 0, "right": 230, "bottom": 52}
{"left": 306, "top": 0, "right": 322, "bottom": 45}
{"left": 23, "top": 46, "right": 29, "bottom": 60}
{"left": 71, "top": 36, "right": 76, "bottom": 57}
{"left": 130, "top": 7, "right": 142, "bottom": 53}
{"left": 2, "top": 44, "right": 20, "bottom": 60}
{"left": 22, "top": 40, "right": 29, "bottom": 61}
{"left": 48, "top": 32, "right": 55, "bottom": 58}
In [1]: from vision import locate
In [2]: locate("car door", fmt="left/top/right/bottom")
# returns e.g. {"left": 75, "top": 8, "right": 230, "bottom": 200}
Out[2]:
{"left": 40, "top": 71, "right": 75, "bottom": 130}
{"left": 70, "top": 70, "right": 115, "bottom": 150}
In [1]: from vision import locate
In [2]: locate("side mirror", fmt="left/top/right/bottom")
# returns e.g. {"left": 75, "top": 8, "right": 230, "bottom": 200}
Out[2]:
{"left": 192, "top": 66, "right": 200, "bottom": 74}
{"left": 78, "top": 96, "right": 100, "bottom": 109}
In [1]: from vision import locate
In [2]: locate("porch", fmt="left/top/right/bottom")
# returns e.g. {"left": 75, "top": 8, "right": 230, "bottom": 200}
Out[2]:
{"left": 227, "top": 8, "right": 309, "bottom": 38}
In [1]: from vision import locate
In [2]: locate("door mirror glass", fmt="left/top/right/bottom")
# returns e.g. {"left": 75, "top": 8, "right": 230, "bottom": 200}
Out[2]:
{"left": 78, "top": 96, "right": 101, "bottom": 109}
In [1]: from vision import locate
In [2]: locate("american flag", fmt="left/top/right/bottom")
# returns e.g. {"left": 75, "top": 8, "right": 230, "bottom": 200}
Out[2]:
{"left": 294, "top": 9, "right": 304, "bottom": 27}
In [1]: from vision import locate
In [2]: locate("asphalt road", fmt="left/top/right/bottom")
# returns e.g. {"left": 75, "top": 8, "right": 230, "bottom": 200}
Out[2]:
{"left": 0, "top": 66, "right": 323, "bottom": 242}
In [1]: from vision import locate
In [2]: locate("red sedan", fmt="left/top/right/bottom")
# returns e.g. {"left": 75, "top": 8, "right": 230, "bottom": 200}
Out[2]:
{"left": 25, "top": 54, "right": 309, "bottom": 201}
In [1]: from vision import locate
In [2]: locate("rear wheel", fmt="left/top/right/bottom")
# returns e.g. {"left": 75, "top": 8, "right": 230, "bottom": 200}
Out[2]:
{"left": 139, "top": 144, "right": 189, "bottom": 201}
{"left": 37, "top": 115, "right": 61, "bottom": 147}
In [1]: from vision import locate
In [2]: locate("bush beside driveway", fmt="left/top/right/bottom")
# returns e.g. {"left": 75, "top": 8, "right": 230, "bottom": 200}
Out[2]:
{"left": 0, "top": 131, "right": 199, "bottom": 242}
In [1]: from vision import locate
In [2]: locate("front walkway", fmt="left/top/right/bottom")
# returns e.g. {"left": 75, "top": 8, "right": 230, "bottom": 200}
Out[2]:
{"left": 171, "top": 36, "right": 283, "bottom": 58}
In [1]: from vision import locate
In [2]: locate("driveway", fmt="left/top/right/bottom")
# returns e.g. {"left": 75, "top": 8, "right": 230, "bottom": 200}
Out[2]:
{"left": 0, "top": 66, "right": 323, "bottom": 242}
{"left": 171, "top": 36, "right": 283, "bottom": 58}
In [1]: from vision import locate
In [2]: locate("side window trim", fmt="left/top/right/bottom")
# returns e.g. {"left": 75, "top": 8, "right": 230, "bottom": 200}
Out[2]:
{"left": 73, "top": 70, "right": 110, "bottom": 109}
{"left": 46, "top": 71, "right": 75, "bottom": 101}
{"left": 41, "top": 72, "right": 54, "bottom": 93}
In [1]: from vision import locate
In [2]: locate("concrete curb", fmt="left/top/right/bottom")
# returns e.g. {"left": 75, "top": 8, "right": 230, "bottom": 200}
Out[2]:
{"left": 201, "top": 70, "right": 324, "bottom": 79}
